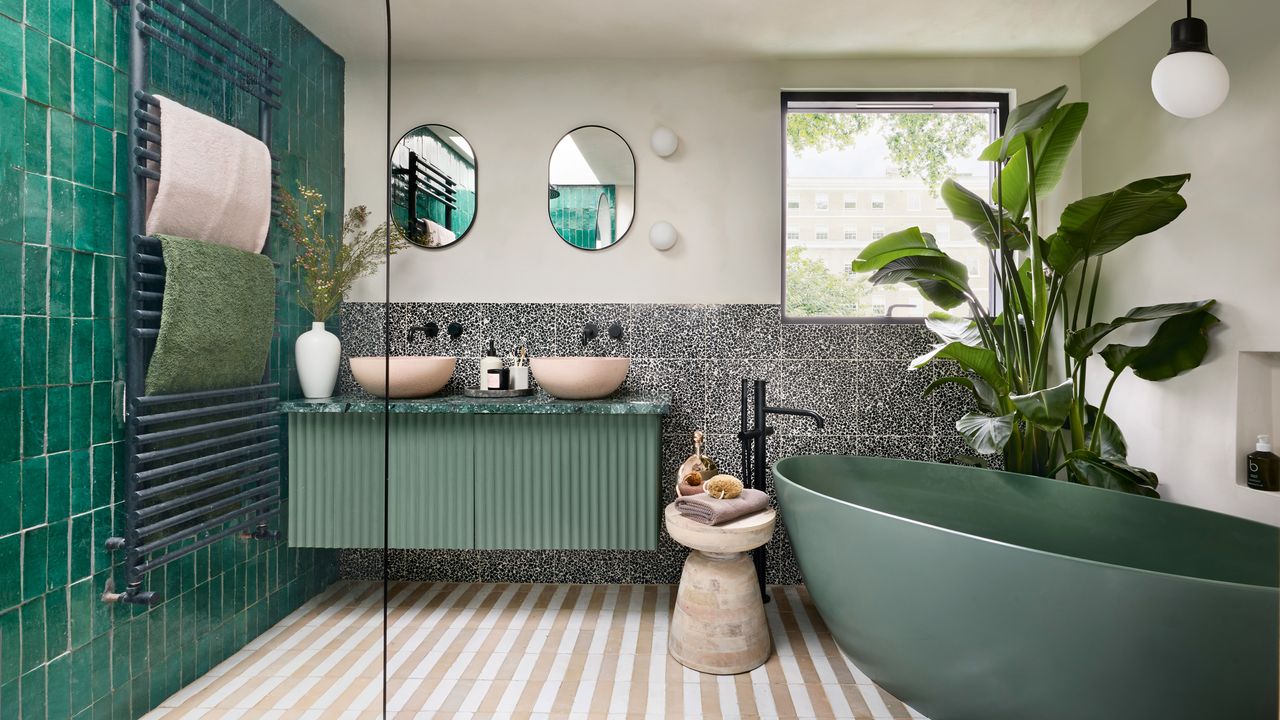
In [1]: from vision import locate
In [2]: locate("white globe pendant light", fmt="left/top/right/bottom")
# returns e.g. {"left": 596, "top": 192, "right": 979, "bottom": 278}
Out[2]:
{"left": 1151, "top": 0, "right": 1229, "bottom": 118}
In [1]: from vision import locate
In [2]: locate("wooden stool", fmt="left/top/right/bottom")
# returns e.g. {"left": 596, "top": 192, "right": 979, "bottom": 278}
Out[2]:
{"left": 664, "top": 502, "right": 776, "bottom": 674}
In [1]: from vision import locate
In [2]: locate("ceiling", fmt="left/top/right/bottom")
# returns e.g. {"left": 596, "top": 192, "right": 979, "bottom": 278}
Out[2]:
{"left": 276, "top": 0, "right": 1159, "bottom": 63}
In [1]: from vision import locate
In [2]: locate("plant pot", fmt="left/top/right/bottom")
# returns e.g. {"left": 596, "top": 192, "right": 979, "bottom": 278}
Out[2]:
{"left": 295, "top": 321, "right": 341, "bottom": 399}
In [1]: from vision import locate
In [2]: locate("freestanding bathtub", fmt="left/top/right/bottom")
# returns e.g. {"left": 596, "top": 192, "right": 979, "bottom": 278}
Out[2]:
{"left": 773, "top": 455, "right": 1279, "bottom": 720}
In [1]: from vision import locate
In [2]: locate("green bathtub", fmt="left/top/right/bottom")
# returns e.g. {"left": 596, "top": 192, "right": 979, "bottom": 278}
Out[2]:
{"left": 773, "top": 455, "right": 1279, "bottom": 720}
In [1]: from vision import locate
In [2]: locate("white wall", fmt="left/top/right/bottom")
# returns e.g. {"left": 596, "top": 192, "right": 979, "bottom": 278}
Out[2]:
{"left": 345, "top": 57, "right": 1081, "bottom": 303}
{"left": 1081, "top": 0, "right": 1280, "bottom": 525}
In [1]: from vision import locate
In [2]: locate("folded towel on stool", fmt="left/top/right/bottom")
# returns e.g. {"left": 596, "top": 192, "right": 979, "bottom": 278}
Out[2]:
{"left": 674, "top": 489, "right": 770, "bottom": 526}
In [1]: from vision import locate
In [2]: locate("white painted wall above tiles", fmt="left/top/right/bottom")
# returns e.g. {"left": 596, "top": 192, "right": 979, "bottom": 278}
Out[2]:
{"left": 344, "top": 57, "right": 1081, "bottom": 304}
{"left": 1081, "top": 0, "right": 1280, "bottom": 526}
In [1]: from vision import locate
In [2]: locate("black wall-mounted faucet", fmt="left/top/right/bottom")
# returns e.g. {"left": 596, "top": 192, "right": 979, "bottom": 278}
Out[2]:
{"left": 407, "top": 322, "right": 439, "bottom": 343}
{"left": 608, "top": 321, "right": 624, "bottom": 341}
{"left": 409, "top": 321, "right": 465, "bottom": 344}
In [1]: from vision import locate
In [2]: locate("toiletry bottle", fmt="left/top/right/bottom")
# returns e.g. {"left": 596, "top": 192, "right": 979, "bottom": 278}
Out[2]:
{"left": 1246, "top": 435, "right": 1279, "bottom": 491}
{"left": 479, "top": 340, "right": 503, "bottom": 389}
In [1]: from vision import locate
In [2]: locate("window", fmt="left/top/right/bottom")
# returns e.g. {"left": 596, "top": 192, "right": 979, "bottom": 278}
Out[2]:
{"left": 782, "top": 90, "right": 1007, "bottom": 321}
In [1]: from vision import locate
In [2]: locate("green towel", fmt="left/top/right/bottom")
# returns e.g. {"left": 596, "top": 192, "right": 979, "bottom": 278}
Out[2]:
{"left": 144, "top": 235, "right": 276, "bottom": 396}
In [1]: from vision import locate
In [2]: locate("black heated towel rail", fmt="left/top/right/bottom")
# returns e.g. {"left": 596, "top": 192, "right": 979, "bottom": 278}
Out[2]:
{"left": 105, "top": 0, "right": 285, "bottom": 606}
{"left": 392, "top": 150, "right": 458, "bottom": 243}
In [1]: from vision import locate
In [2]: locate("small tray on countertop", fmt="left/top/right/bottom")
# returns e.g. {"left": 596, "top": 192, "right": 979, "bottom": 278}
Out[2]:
{"left": 463, "top": 388, "right": 535, "bottom": 399}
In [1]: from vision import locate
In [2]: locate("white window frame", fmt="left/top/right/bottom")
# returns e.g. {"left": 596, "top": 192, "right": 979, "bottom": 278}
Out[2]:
{"left": 843, "top": 193, "right": 857, "bottom": 210}
{"left": 843, "top": 226, "right": 857, "bottom": 242}
{"left": 814, "top": 226, "right": 829, "bottom": 241}
{"left": 815, "top": 193, "right": 829, "bottom": 211}
{"left": 870, "top": 192, "right": 886, "bottom": 210}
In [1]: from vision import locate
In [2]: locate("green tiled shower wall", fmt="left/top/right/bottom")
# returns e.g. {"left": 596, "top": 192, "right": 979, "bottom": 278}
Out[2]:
{"left": 0, "top": 0, "right": 346, "bottom": 717}
{"left": 549, "top": 184, "right": 616, "bottom": 249}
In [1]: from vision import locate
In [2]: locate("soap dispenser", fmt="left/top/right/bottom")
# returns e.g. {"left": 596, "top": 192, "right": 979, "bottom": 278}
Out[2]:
{"left": 479, "top": 340, "right": 503, "bottom": 389}
{"left": 1246, "top": 435, "right": 1279, "bottom": 491}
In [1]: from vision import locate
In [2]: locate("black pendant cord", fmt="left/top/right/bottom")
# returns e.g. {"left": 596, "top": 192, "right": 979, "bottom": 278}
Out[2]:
{"left": 1187, "top": 0, "right": 1192, "bottom": 18}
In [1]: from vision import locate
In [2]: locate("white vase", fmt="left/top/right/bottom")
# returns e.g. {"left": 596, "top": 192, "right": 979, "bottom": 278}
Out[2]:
{"left": 295, "top": 321, "right": 341, "bottom": 399}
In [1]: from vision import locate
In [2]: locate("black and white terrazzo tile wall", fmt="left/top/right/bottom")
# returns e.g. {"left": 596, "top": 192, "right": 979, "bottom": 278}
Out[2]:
{"left": 335, "top": 302, "right": 980, "bottom": 585}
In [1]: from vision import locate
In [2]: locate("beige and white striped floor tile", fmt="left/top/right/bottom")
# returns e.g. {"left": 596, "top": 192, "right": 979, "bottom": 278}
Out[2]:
{"left": 143, "top": 581, "right": 927, "bottom": 720}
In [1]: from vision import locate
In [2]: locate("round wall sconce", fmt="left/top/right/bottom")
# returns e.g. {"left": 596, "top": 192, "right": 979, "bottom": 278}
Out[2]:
{"left": 650, "top": 127, "right": 679, "bottom": 158}
{"left": 649, "top": 221, "right": 678, "bottom": 251}
{"left": 1151, "top": 0, "right": 1229, "bottom": 118}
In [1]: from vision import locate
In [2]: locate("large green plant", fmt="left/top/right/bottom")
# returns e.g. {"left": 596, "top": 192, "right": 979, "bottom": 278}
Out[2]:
{"left": 852, "top": 86, "right": 1219, "bottom": 496}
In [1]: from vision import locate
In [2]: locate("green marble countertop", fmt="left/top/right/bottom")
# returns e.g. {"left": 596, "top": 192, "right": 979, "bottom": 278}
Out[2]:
{"left": 279, "top": 392, "right": 671, "bottom": 415}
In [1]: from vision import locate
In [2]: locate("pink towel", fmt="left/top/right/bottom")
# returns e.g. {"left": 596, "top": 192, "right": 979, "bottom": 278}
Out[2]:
{"left": 145, "top": 96, "right": 272, "bottom": 253}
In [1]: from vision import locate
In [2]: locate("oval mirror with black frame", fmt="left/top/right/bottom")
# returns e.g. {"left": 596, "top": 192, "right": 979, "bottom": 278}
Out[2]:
{"left": 548, "top": 126, "right": 635, "bottom": 251}
{"left": 390, "top": 124, "right": 477, "bottom": 249}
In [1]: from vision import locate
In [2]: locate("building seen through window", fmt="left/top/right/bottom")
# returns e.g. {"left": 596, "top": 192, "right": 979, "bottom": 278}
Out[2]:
{"left": 783, "top": 92, "right": 1007, "bottom": 321}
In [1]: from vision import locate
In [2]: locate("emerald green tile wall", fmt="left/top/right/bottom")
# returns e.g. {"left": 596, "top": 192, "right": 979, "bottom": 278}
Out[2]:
{"left": 549, "top": 184, "right": 617, "bottom": 249}
{"left": 0, "top": 0, "right": 346, "bottom": 717}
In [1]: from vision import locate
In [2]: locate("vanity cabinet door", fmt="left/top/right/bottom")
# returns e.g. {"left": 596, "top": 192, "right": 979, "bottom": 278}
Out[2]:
{"left": 388, "top": 414, "right": 475, "bottom": 548}
{"left": 472, "top": 414, "right": 660, "bottom": 550}
{"left": 287, "top": 412, "right": 475, "bottom": 549}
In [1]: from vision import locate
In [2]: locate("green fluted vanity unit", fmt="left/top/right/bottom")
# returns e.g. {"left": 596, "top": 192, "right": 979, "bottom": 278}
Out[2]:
{"left": 282, "top": 393, "right": 670, "bottom": 550}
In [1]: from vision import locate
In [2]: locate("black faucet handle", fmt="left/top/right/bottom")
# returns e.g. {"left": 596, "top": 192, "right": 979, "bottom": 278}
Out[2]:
{"left": 446, "top": 322, "right": 464, "bottom": 339}
{"left": 425, "top": 321, "right": 439, "bottom": 338}
{"left": 582, "top": 322, "right": 599, "bottom": 344}
{"left": 608, "top": 321, "right": 624, "bottom": 341}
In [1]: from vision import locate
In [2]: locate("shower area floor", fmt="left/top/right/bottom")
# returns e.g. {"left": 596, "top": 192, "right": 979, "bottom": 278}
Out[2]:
{"left": 142, "top": 581, "right": 923, "bottom": 719}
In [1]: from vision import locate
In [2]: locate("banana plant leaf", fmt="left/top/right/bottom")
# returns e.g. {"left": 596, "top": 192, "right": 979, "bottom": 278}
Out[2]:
{"left": 925, "top": 375, "right": 999, "bottom": 414}
{"left": 1047, "top": 174, "right": 1191, "bottom": 274}
{"left": 925, "top": 312, "right": 983, "bottom": 346}
{"left": 990, "top": 102, "right": 1089, "bottom": 220}
{"left": 869, "top": 255, "right": 973, "bottom": 310}
{"left": 1065, "top": 300, "right": 1216, "bottom": 360}
{"left": 1084, "top": 405, "right": 1128, "bottom": 462}
{"left": 941, "top": 179, "right": 1028, "bottom": 251}
{"left": 1100, "top": 308, "right": 1220, "bottom": 381}
{"left": 912, "top": 341, "right": 1009, "bottom": 396}
{"left": 992, "top": 85, "right": 1068, "bottom": 162}
{"left": 1010, "top": 380, "right": 1074, "bottom": 430}
{"left": 851, "top": 227, "right": 945, "bottom": 273}
{"left": 956, "top": 412, "right": 1016, "bottom": 455}
{"left": 1061, "top": 450, "right": 1159, "bottom": 497}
